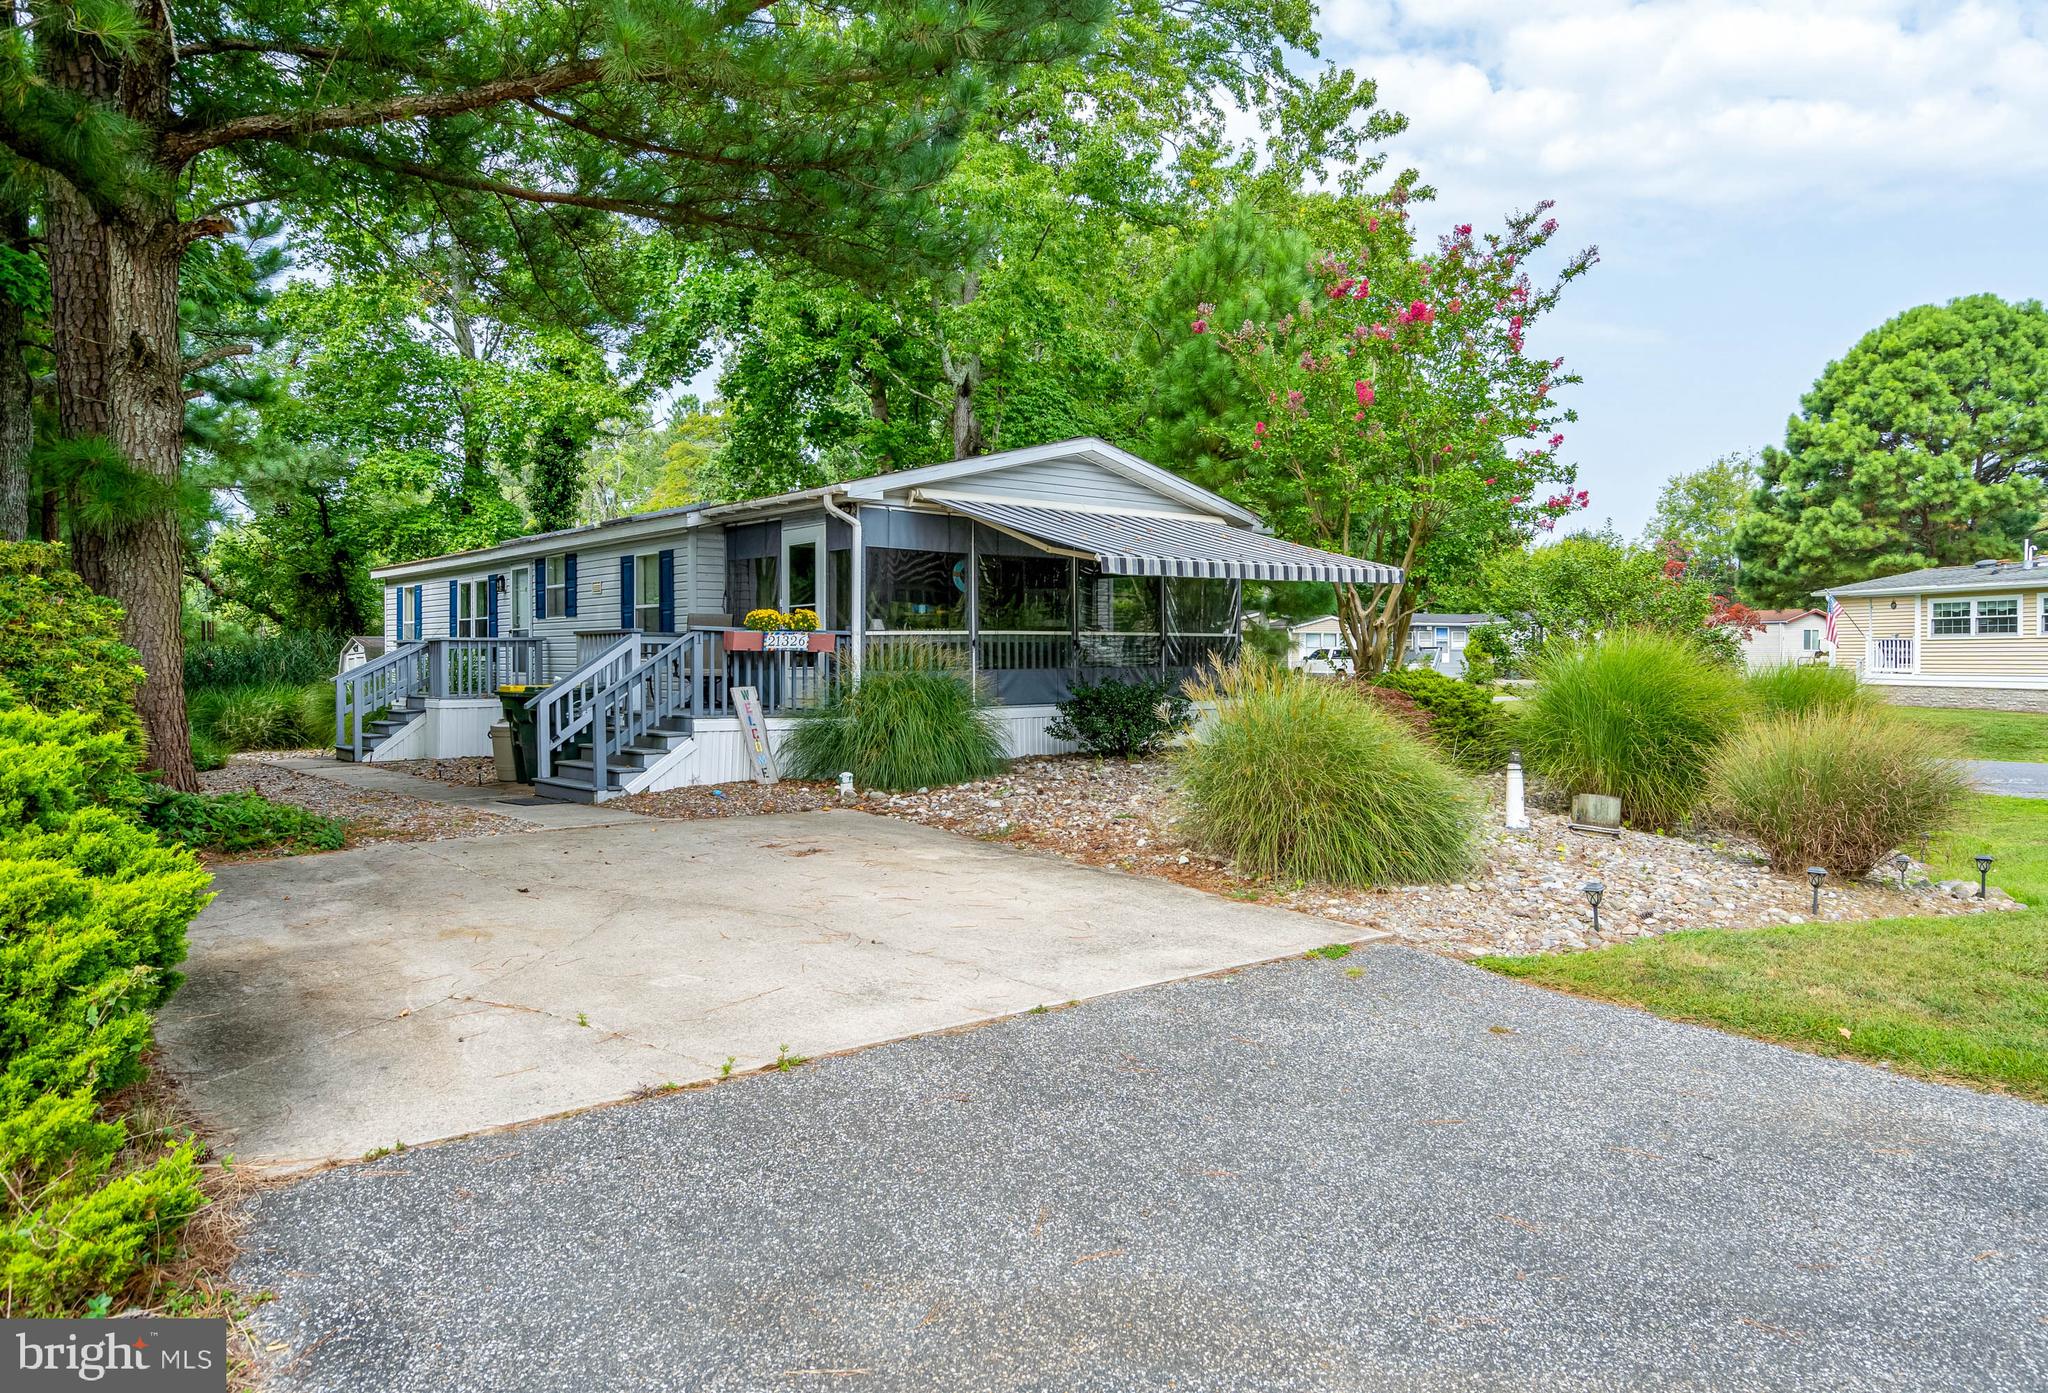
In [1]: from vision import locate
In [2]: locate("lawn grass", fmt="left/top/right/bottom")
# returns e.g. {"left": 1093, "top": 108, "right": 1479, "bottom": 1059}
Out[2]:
{"left": 1929, "top": 794, "right": 2048, "bottom": 906}
{"left": 1479, "top": 792, "right": 2048, "bottom": 1101}
{"left": 1892, "top": 705, "right": 2048, "bottom": 762}
{"left": 1479, "top": 912, "right": 2048, "bottom": 1100}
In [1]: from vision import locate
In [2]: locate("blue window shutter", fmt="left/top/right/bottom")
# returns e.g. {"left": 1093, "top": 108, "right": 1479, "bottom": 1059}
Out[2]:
{"left": 658, "top": 549, "right": 675, "bottom": 632}
{"left": 487, "top": 574, "right": 500, "bottom": 636}
{"left": 533, "top": 559, "right": 547, "bottom": 620}
{"left": 412, "top": 585, "right": 423, "bottom": 639}
{"left": 619, "top": 555, "right": 635, "bottom": 629}
{"left": 448, "top": 580, "right": 458, "bottom": 635}
{"left": 565, "top": 553, "right": 578, "bottom": 617}
{"left": 391, "top": 589, "right": 403, "bottom": 641}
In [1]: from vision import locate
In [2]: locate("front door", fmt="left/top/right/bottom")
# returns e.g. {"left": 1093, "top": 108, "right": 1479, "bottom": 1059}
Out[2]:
{"left": 510, "top": 567, "right": 531, "bottom": 634}
{"left": 781, "top": 521, "right": 825, "bottom": 624}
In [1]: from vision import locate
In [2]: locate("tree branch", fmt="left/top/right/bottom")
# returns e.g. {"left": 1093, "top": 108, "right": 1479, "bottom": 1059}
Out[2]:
{"left": 162, "top": 58, "right": 611, "bottom": 162}
{"left": 182, "top": 343, "right": 254, "bottom": 377}
{"left": 186, "top": 558, "right": 292, "bottom": 627}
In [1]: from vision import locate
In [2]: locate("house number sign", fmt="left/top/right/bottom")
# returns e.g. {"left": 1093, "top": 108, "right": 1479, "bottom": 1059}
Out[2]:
{"left": 763, "top": 631, "right": 810, "bottom": 652}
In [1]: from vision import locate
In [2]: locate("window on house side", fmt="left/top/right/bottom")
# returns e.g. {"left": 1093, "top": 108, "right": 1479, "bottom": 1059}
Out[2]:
{"left": 545, "top": 555, "right": 567, "bottom": 617}
{"left": 634, "top": 554, "right": 663, "bottom": 631}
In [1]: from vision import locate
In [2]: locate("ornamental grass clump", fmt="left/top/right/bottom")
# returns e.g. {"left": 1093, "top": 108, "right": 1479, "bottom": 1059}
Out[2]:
{"left": 1709, "top": 709, "right": 1968, "bottom": 875}
{"left": 1746, "top": 662, "right": 1874, "bottom": 718}
{"left": 1177, "top": 658, "right": 1478, "bottom": 887}
{"left": 780, "top": 642, "right": 1007, "bottom": 792}
{"left": 1519, "top": 630, "right": 1746, "bottom": 828}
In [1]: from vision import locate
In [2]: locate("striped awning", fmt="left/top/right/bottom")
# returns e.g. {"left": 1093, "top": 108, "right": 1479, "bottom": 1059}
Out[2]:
{"left": 924, "top": 497, "right": 1402, "bottom": 585}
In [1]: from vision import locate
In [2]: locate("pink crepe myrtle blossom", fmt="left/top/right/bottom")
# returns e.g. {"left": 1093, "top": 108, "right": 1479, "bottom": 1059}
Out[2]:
{"left": 1541, "top": 218, "right": 1558, "bottom": 235}
{"left": 1253, "top": 420, "right": 1268, "bottom": 437}
{"left": 1483, "top": 477, "right": 1496, "bottom": 486}
{"left": 1284, "top": 388, "right": 1305, "bottom": 414}
{"left": 1548, "top": 433, "right": 1566, "bottom": 448}
{"left": 1454, "top": 223, "right": 1472, "bottom": 237}
{"left": 1354, "top": 380, "right": 1374, "bottom": 406}
{"left": 1191, "top": 319, "right": 1207, "bottom": 334}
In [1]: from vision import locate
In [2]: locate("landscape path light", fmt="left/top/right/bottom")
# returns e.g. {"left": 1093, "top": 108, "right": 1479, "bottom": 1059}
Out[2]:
{"left": 1581, "top": 879, "right": 1604, "bottom": 933}
{"left": 1806, "top": 867, "right": 1826, "bottom": 916}
{"left": 1893, "top": 852, "right": 1911, "bottom": 890}
{"left": 1975, "top": 854, "right": 1994, "bottom": 899}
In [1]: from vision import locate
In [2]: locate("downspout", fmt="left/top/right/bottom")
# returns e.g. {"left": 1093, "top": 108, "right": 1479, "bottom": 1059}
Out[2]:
{"left": 821, "top": 491, "right": 862, "bottom": 677}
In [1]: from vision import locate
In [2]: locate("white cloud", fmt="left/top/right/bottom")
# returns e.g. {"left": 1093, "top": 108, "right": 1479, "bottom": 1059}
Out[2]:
{"left": 1317, "top": 0, "right": 2048, "bottom": 218}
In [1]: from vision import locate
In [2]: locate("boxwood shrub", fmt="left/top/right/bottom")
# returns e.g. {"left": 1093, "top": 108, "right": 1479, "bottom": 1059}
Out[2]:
{"left": 1363, "top": 666, "right": 1512, "bottom": 770}
{"left": 1048, "top": 677, "right": 1195, "bottom": 758}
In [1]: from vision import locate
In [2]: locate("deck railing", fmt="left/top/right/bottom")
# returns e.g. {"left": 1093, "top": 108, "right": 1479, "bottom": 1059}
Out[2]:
{"left": 333, "top": 637, "right": 544, "bottom": 757}
{"left": 530, "top": 633, "right": 659, "bottom": 781}
{"left": 1867, "top": 635, "right": 1916, "bottom": 676}
{"left": 432, "top": 636, "right": 545, "bottom": 697}
{"left": 334, "top": 641, "right": 429, "bottom": 760}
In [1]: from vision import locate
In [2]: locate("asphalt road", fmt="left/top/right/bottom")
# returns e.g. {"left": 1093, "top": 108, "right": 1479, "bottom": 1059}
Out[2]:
{"left": 1967, "top": 759, "right": 2048, "bottom": 799}
{"left": 238, "top": 947, "right": 2047, "bottom": 1392}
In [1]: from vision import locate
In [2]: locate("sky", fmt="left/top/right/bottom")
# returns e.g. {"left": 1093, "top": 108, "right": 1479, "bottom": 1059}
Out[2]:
{"left": 1309, "top": 0, "right": 2048, "bottom": 537}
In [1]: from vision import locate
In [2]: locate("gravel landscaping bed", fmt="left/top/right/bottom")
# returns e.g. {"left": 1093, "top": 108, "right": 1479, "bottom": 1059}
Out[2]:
{"left": 201, "top": 755, "right": 529, "bottom": 848}
{"left": 634, "top": 756, "right": 2012, "bottom": 957}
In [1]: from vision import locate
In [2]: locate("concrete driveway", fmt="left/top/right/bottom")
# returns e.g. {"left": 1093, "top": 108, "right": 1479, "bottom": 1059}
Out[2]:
{"left": 237, "top": 948, "right": 2047, "bottom": 1392}
{"left": 158, "top": 811, "right": 1377, "bottom": 1170}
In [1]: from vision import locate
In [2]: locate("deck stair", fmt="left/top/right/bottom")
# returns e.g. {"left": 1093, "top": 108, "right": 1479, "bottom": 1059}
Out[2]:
{"left": 335, "top": 695, "right": 427, "bottom": 762}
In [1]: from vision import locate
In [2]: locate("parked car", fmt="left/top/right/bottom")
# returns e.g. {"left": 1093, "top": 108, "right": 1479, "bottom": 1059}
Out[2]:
{"left": 1302, "top": 646, "right": 1354, "bottom": 676}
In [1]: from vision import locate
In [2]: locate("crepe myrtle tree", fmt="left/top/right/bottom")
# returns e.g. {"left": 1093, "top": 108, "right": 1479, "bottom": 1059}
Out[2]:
{"left": 1198, "top": 198, "right": 1596, "bottom": 674}
{"left": 0, "top": 0, "right": 1104, "bottom": 787}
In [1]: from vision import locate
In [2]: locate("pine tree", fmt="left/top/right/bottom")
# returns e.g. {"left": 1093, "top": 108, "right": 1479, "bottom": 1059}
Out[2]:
{"left": 0, "top": 0, "right": 1106, "bottom": 786}
{"left": 1737, "top": 295, "right": 2048, "bottom": 606}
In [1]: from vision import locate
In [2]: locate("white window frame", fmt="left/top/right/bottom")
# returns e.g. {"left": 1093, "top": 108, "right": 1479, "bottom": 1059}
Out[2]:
{"left": 1928, "top": 595, "right": 2019, "bottom": 638}
{"left": 545, "top": 555, "right": 568, "bottom": 617}
{"left": 456, "top": 578, "right": 491, "bottom": 638}
{"left": 633, "top": 553, "right": 663, "bottom": 632}
{"left": 1801, "top": 626, "right": 1823, "bottom": 652}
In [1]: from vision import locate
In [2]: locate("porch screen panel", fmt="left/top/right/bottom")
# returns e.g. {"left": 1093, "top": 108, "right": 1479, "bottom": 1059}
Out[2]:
{"left": 977, "top": 552, "right": 1073, "bottom": 672}
{"left": 1078, "top": 562, "right": 1161, "bottom": 669}
{"left": 865, "top": 546, "right": 967, "bottom": 632}
{"left": 1166, "top": 578, "right": 1240, "bottom": 668}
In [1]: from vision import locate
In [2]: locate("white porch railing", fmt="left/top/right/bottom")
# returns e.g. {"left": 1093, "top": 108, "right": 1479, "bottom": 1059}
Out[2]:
{"left": 1867, "top": 635, "right": 1916, "bottom": 676}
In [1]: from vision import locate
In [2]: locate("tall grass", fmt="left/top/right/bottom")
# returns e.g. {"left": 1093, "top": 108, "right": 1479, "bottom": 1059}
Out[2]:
{"left": 1518, "top": 630, "right": 1746, "bottom": 828}
{"left": 1746, "top": 662, "right": 1874, "bottom": 718}
{"left": 1709, "top": 709, "right": 1968, "bottom": 875}
{"left": 1178, "top": 658, "right": 1479, "bottom": 886}
{"left": 780, "top": 642, "right": 1008, "bottom": 791}
{"left": 186, "top": 682, "right": 332, "bottom": 753}
{"left": 183, "top": 630, "right": 347, "bottom": 690}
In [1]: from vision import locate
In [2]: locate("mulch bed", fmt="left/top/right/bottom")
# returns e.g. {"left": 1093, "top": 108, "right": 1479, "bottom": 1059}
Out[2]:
{"left": 625, "top": 755, "right": 2015, "bottom": 957}
{"left": 200, "top": 756, "right": 527, "bottom": 855}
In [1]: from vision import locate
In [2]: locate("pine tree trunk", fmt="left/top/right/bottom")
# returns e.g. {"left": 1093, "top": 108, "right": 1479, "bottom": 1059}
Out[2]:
{"left": 42, "top": 20, "right": 195, "bottom": 788}
{"left": 48, "top": 186, "right": 195, "bottom": 786}
{"left": 0, "top": 238, "right": 28, "bottom": 541}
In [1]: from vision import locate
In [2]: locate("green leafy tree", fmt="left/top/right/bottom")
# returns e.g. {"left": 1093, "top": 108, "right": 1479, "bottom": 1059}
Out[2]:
{"left": 1199, "top": 200, "right": 1597, "bottom": 672}
{"left": 1737, "top": 295, "right": 2048, "bottom": 605}
{"left": 654, "top": 0, "right": 1400, "bottom": 494}
{"left": 1644, "top": 451, "right": 1753, "bottom": 596}
{"left": 0, "top": 0, "right": 1107, "bottom": 786}
{"left": 1449, "top": 530, "right": 1734, "bottom": 666}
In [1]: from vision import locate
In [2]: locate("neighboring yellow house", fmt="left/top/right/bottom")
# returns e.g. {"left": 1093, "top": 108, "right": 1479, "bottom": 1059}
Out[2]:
{"left": 1826, "top": 557, "right": 2048, "bottom": 712}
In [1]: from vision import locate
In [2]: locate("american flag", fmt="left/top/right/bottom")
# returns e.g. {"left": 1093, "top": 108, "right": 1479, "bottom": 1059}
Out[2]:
{"left": 1823, "top": 596, "right": 1840, "bottom": 645}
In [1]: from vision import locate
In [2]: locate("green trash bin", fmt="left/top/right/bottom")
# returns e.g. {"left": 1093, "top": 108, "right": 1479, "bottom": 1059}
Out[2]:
{"left": 496, "top": 684, "right": 546, "bottom": 784}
